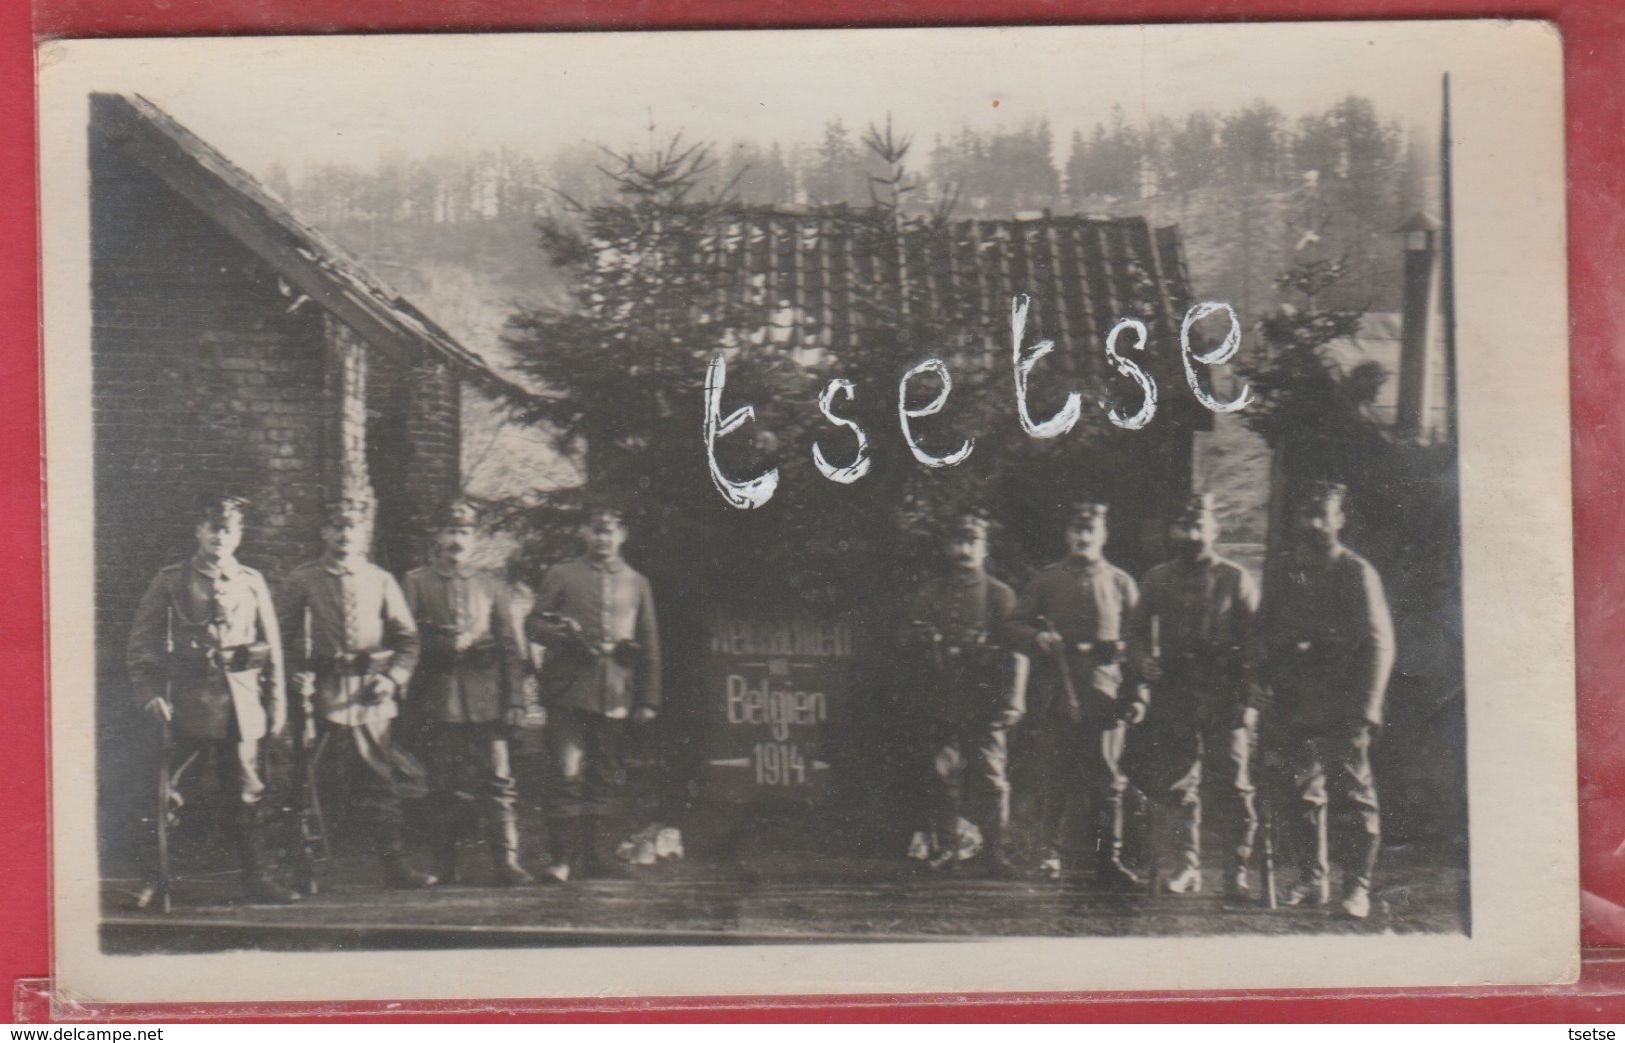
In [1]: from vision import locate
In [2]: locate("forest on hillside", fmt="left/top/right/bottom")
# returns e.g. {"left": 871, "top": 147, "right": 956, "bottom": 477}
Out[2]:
{"left": 273, "top": 94, "right": 1436, "bottom": 322}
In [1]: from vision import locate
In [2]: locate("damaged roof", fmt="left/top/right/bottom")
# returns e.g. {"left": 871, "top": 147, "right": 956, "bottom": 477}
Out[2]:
{"left": 89, "top": 92, "right": 529, "bottom": 402}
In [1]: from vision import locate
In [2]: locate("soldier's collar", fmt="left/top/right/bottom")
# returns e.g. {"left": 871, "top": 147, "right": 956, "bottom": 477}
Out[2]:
{"left": 190, "top": 553, "right": 241, "bottom": 580}
{"left": 947, "top": 567, "right": 987, "bottom": 585}
{"left": 1292, "top": 542, "right": 1346, "bottom": 567}
{"left": 320, "top": 552, "right": 365, "bottom": 576}
{"left": 1064, "top": 554, "right": 1108, "bottom": 574}
{"left": 582, "top": 554, "right": 626, "bottom": 573}
{"left": 434, "top": 560, "right": 477, "bottom": 579}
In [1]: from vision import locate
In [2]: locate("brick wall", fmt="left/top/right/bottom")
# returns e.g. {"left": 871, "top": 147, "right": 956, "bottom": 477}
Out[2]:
{"left": 90, "top": 123, "right": 468, "bottom": 865}
{"left": 366, "top": 349, "right": 461, "bottom": 574}
{"left": 91, "top": 131, "right": 331, "bottom": 676}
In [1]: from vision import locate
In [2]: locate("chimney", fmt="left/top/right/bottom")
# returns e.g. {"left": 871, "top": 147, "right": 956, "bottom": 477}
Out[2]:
{"left": 1394, "top": 211, "right": 1442, "bottom": 440}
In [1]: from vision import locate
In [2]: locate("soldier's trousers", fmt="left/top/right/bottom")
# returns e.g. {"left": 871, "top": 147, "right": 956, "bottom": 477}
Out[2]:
{"left": 312, "top": 718, "right": 427, "bottom": 858}
{"left": 423, "top": 721, "right": 519, "bottom": 843}
{"left": 137, "top": 732, "right": 267, "bottom": 883}
{"left": 925, "top": 720, "right": 1011, "bottom": 854}
{"left": 1137, "top": 716, "right": 1257, "bottom": 874}
{"left": 1030, "top": 714, "right": 1129, "bottom": 860}
{"left": 545, "top": 707, "right": 625, "bottom": 821}
{"left": 1281, "top": 721, "right": 1381, "bottom": 891}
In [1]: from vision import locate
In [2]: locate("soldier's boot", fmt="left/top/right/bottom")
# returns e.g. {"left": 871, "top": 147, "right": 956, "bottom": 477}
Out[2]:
{"left": 978, "top": 815, "right": 1020, "bottom": 880}
{"left": 1336, "top": 821, "right": 1381, "bottom": 920}
{"left": 1340, "top": 883, "right": 1372, "bottom": 920}
{"left": 1093, "top": 796, "right": 1146, "bottom": 892}
{"left": 489, "top": 809, "right": 535, "bottom": 887}
{"left": 583, "top": 816, "right": 631, "bottom": 880}
{"left": 430, "top": 808, "right": 462, "bottom": 886}
{"left": 1284, "top": 874, "right": 1331, "bottom": 907}
{"left": 432, "top": 838, "right": 461, "bottom": 887}
{"left": 1163, "top": 801, "right": 1203, "bottom": 895}
{"left": 375, "top": 820, "right": 438, "bottom": 890}
{"left": 1224, "top": 865, "right": 1252, "bottom": 901}
{"left": 1284, "top": 804, "right": 1330, "bottom": 907}
{"left": 539, "top": 818, "right": 578, "bottom": 884}
{"left": 380, "top": 853, "right": 438, "bottom": 890}
{"left": 236, "top": 804, "right": 300, "bottom": 905}
{"left": 1229, "top": 788, "right": 1259, "bottom": 900}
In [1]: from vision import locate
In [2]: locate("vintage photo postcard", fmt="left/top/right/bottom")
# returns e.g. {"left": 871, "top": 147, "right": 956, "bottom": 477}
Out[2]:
{"left": 38, "top": 21, "right": 1575, "bottom": 1004}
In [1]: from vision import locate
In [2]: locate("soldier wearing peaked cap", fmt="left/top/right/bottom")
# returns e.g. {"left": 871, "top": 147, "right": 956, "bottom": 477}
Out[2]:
{"left": 125, "top": 494, "right": 299, "bottom": 907}
{"left": 1127, "top": 492, "right": 1263, "bottom": 898}
{"left": 278, "top": 496, "right": 437, "bottom": 891}
{"left": 898, "top": 510, "right": 1029, "bottom": 875}
{"left": 1003, "top": 500, "right": 1147, "bottom": 890}
{"left": 405, "top": 499, "right": 533, "bottom": 886}
{"left": 1260, "top": 481, "right": 1395, "bottom": 920}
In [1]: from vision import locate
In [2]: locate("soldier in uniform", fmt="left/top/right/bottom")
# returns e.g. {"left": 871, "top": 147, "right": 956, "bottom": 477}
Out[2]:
{"left": 404, "top": 500, "right": 533, "bottom": 887}
{"left": 1261, "top": 481, "right": 1396, "bottom": 919}
{"left": 1004, "top": 500, "right": 1146, "bottom": 889}
{"left": 528, "top": 503, "right": 661, "bottom": 883}
{"left": 1128, "top": 492, "right": 1262, "bottom": 898}
{"left": 279, "top": 497, "right": 436, "bottom": 890}
{"left": 125, "top": 494, "right": 299, "bottom": 906}
{"left": 898, "top": 510, "right": 1028, "bottom": 874}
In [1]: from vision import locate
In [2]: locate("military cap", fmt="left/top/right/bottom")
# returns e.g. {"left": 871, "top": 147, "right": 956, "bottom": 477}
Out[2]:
{"left": 194, "top": 494, "right": 250, "bottom": 525}
{"left": 322, "top": 496, "right": 375, "bottom": 526}
{"left": 1066, "top": 500, "right": 1110, "bottom": 524}
{"left": 1173, "top": 492, "right": 1218, "bottom": 525}
{"left": 1297, "top": 481, "right": 1348, "bottom": 509}
{"left": 581, "top": 499, "right": 628, "bottom": 526}
{"left": 947, "top": 508, "right": 994, "bottom": 540}
{"left": 437, "top": 499, "right": 480, "bottom": 529}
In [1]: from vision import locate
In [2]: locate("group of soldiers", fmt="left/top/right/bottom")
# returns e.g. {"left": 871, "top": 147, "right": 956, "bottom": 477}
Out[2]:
{"left": 126, "top": 494, "right": 659, "bottom": 910}
{"left": 123, "top": 478, "right": 1394, "bottom": 923}
{"left": 900, "top": 483, "right": 1395, "bottom": 919}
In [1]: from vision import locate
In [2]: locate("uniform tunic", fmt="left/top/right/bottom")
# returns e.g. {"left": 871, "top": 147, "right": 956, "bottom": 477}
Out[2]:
{"left": 404, "top": 564, "right": 526, "bottom": 724}
{"left": 1262, "top": 545, "right": 1395, "bottom": 729}
{"left": 901, "top": 570, "right": 1023, "bottom": 723}
{"left": 1005, "top": 556, "right": 1139, "bottom": 720}
{"left": 127, "top": 555, "right": 285, "bottom": 743}
{"left": 278, "top": 556, "right": 420, "bottom": 727}
{"left": 1128, "top": 553, "right": 1261, "bottom": 721}
{"left": 531, "top": 555, "right": 661, "bottom": 716}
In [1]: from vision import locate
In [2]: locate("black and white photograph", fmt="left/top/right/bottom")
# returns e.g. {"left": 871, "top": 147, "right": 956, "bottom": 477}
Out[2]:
{"left": 38, "top": 22, "right": 1576, "bottom": 1001}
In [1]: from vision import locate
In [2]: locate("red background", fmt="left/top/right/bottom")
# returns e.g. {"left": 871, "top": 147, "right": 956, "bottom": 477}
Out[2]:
{"left": 7, "top": 0, "right": 1623, "bottom": 1022}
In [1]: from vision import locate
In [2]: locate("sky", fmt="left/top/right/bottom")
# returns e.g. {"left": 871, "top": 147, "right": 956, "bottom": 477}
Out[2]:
{"left": 43, "top": 23, "right": 1452, "bottom": 179}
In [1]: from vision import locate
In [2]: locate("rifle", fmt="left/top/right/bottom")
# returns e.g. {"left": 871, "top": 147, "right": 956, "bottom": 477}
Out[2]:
{"left": 1035, "top": 615, "right": 1084, "bottom": 724}
{"left": 288, "top": 606, "right": 325, "bottom": 893}
{"left": 1255, "top": 726, "right": 1279, "bottom": 909}
{"left": 1144, "top": 615, "right": 1164, "bottom": 897}
{"left": 537, "top": 611, "right": 597, "bottom": 660}
{"left": 153, "top": 605, "right": 175, "bottom": 914}
{"left": 1259, "top": 793, "right": 1278, "bottom": 908}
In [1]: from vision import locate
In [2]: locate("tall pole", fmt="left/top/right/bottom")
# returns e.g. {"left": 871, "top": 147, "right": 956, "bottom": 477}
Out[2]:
{"left": 1440, "top": 73, "right": 1459, "bottom": 447}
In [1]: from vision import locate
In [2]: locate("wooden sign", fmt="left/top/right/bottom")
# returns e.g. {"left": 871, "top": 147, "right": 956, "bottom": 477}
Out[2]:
{"left": 702, "top": 610, "right": 853, "bottom": 803}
